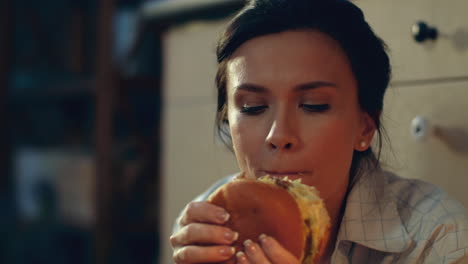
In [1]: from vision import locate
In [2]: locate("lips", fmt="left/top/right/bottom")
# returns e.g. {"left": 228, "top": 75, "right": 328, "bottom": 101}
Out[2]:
{"left": 259, "top": 170, "right": 310, "bottom": 181}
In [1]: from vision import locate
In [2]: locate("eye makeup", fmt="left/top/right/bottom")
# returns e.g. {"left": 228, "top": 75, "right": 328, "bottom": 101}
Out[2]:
{"left": 233, "top": 85, "right": 334, "bottom": 116}
{"left": 240, "top": 104, "right": 268, "bottom": 115}
{"left": 300, "top": 103, "right": 330, "bottom": 112}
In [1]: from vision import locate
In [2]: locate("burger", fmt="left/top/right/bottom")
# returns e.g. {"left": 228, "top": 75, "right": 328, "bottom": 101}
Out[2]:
{"left": 207, "top": 175, "right": 330, "bottom": 264}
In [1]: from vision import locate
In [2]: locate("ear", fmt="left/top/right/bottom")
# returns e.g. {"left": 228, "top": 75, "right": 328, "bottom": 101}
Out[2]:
{"left": 354, "top": 112, "right": 377, "bottom": 152}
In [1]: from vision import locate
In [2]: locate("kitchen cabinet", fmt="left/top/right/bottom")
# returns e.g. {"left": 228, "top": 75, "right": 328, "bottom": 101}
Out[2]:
{"left": 355, "top": 0, "right": 468, "bottom": 206}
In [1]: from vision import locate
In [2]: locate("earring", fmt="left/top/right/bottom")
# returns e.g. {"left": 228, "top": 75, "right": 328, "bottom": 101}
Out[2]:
{"left": 360, "top": 141, "right": 367, "bottom": 148}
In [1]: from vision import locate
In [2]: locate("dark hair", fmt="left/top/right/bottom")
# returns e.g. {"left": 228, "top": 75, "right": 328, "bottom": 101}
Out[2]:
{"left": 215, "top": 0, "right": 391, "bottom": 183}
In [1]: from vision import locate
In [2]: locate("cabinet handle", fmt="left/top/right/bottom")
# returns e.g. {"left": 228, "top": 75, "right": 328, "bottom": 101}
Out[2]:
{"left": 412, "top": 21, "right": 438, "bottom": 43}
{"left": 411, "top": 116, "right": 468, "bottom": 154}
{"left": 411, "top": 116, "right": 431, "bottom": 141}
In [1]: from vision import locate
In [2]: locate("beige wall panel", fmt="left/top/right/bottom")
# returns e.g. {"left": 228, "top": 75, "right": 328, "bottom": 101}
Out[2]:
{"left": 161, "top": 101, "right": 239, "bottom": 263}
{"left": 163, "top": 20, "right": 228, "bottom": 99}
{"left": 356, "top": 0, "right": 468, "bottom": 81}
{"left": 160, "top": 20, "right": 238, "bottom": 264}
{"left": 381, "top": 82, "right": 468, "bottom": 207}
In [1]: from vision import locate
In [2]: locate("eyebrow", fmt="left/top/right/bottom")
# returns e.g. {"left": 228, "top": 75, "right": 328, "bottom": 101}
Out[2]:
{"left": 234, "top": 81, "right": 338, "bottom": 93}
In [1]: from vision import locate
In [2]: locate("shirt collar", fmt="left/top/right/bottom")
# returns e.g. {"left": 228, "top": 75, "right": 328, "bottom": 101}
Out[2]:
{"left": 336, "top": 166, "right": 413, "bottom": 253}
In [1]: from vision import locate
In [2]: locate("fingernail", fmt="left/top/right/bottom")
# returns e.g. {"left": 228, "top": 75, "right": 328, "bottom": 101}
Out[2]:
{"left": 220, "top": 247, "right": 235, "bottom": 257}
{"left": 243, "top": 239, "right": 256, "bottom": 252}
{"left": 218, "top": 211, "right": 230, "bottom": 223}
{"left": 224, "top": 231, "right": 239, "bottom": 242}
{"left": 236, "top": 251, "right": 247, "bottom": 261}
{"left": 225, "top": 231, "right": 239, "bottom": 242}
{"left": 244, "top": 239, "right": 252, "bottom": 247}
{"left": 176, "top": 248, "right": 185, "bottom": 261}
{"left": 259, "top": 233, "right": 267, "bottom": 243}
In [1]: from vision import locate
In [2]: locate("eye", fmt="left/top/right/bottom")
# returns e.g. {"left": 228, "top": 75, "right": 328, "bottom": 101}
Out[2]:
{"left": 240, "top": 105, "right": 268, "bottom": 115}
{"left": 300, "top": 104, "right": 330, "bottom": 112}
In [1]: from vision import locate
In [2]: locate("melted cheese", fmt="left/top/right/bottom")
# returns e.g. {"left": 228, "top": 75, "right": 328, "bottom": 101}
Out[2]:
{"left": 258, "top": 176, "right": 330, "bottom": 263}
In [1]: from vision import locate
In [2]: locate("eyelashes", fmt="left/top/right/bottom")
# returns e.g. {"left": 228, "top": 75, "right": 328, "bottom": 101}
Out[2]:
{"left": 240, "top": 105, "right": 268, "bottom": 115}
{"left": 300, "top": 104, "right": 330, "bottom": 112}
{"left": 240, "top": 104, "right": 330, "bottom": 115}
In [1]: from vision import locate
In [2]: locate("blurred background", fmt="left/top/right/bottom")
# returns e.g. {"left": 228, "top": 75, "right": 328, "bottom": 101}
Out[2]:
{"left": 2, "top": 0, "right": 468, "bottom": 263}
{"left": 0, "top": 0, "right": 242, "bottom": 263}
{"left": 1, "top": 0, "right": 163, "bottom": 263}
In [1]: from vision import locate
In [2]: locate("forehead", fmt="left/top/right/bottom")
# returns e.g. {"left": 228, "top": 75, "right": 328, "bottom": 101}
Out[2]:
{"left": 226, "top": 30, "right": 356, "bottom": 90}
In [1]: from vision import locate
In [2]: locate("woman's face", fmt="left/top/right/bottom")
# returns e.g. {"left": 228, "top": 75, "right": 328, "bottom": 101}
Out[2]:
{"left": 225, "top": 30, "right": 375, "bottom": 201}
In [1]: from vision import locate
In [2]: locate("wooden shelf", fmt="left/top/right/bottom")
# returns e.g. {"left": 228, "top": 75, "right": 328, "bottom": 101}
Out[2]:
{"left": 9, "top": 76, "right": 160, "bottom": 106}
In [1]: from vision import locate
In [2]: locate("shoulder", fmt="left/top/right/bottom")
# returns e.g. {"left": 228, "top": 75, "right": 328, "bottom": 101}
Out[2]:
{"left": 383, "top": 171, "right": 468, "bottom": 262}
{"left": 383, "top": 171, "right": 467, "bottom": 227}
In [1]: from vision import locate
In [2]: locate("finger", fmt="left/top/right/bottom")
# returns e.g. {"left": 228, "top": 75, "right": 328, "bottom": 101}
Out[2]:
{"left": 170, "top": 223, "right": 238, "bottom": 247}
{"left": 236, "top": 251, "right": 250, "bottom": 264}
{"left": 179, "top": 201, "right": 230, "bottom": 226}
{"left": 173, "top": 245, "right": 235, "bottom": 264}
{"left": 243, "top": 239, "right": 271, "bottom": 264}
{"left": 258, "top": 234, "right": 300, "bottom": 264}
{"left": 233, "top": 172, "right": 246, "bottom": 180}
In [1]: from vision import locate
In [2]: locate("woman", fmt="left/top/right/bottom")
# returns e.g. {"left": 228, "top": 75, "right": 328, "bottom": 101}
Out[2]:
{"left": 169, "top": 0, "right": 468, "bottom": 263}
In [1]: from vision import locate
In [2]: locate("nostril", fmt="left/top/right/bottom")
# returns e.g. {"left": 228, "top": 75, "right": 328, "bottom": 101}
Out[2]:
{"left": 268, "top": 142, "right": 294, "bottom": 150}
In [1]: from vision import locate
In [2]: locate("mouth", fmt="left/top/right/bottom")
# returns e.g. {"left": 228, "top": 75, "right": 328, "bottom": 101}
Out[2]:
{"left": 259, "top": 170, "right": 310, "bottom": 181}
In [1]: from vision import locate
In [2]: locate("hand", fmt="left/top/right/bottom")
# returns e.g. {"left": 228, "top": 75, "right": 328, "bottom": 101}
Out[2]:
{"left": 236, "top": 234, "right": 301, "bottom": 264}
{"left": 170, "top": 201, "right": 238, "bottom": 263}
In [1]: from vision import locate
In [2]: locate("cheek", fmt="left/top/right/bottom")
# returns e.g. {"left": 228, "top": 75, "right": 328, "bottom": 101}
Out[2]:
{"left": 228, "top": 111, "right": 266, "bottom": 168}
{"left": 302, "top": 115, "right": 358, "bottom": 162}
{"left": 230, "top": 116, "right": 264, "bottom": 151}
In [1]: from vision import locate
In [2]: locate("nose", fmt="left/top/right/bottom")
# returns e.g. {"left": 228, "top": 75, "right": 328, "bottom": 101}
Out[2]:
{"left": 265, "top": 118, "right": 300, "bottom": 151}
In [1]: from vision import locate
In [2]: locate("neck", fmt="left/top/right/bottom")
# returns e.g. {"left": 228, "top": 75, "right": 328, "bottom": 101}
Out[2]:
{"left": 318, "top": 186, "right": 350, "bottom": 264}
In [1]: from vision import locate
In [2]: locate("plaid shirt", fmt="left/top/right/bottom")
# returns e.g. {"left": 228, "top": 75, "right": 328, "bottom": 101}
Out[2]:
{"left": 173, "top": 167, "right": 468, "bottom": 263}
